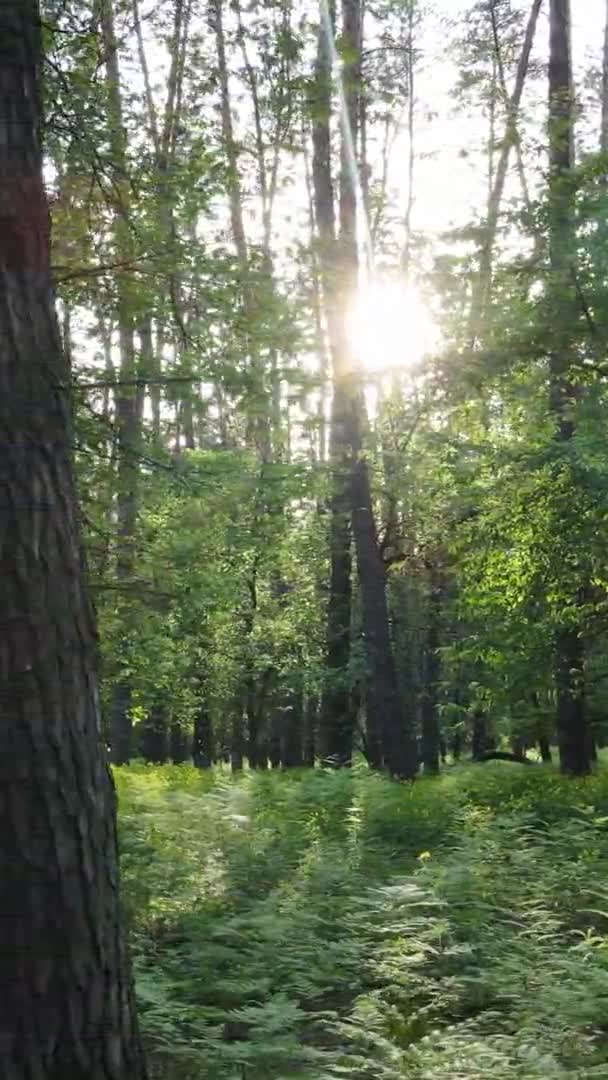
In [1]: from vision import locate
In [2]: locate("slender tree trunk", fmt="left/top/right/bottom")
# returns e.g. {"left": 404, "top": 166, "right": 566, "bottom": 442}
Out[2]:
{"left": 303, "top": 694, "right": 318, "bottom": 766}
{"left": 0, "top": 5, "right": 147, "bottom": 1073}
{"left": 539, "top": 735, "right": 553, "bottom": 762}
{"left": 341, "top": 0, "right": 416, "bottom": 778}
{"left": 139, "top": 315, "right": 161, "bottom": 441}
{"left": 469, "top": 0, "right": 543, "bottom": 339}
{"left": 420, "top": 569, "right": 441, "bottom": 775}
{"left": 402, "top": 0, "right": 416, "bottom": 275}
{"left": 548, "top": 0, "right": 590, "bottom": 775}
{"left": 602, "top": 0, "right": 608, "bottom": 157}
{"left": 282, "top": 689, "right": 304, "bottom": 768}
{"left": 311, "top": 3, "right": 356, "bottom": 764}
{"left": 211, "top": 0, "right": 272, "bottom": 459}
{"left": 268, "top": 707, "right": 282, "bottom": 768}
{"left": 472, "top": 709, "right": 494, "bottom": 760}
{"left": 192, "top": 704, "right": 215, "bottom": 767}
{"left": 140, "top": 705, "right": 169, "bottom": 763}
{"left": 231, "top": 709, "right": 244, "bottom": 771}
{"left": 99, "top": 0, "right": 141, "bottom": 765}
{"left": 170, "top": 720, "right": 189, "bottom": 763}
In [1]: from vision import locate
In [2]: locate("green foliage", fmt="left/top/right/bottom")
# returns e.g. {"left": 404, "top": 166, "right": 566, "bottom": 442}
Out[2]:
{"left": 117, "top": 763, "right": 608, "bottom": 1079}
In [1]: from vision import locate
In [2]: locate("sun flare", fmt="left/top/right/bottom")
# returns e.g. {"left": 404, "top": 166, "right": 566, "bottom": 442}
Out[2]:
{"left": 347, "top": 279, "right": 437, "bottom": 376}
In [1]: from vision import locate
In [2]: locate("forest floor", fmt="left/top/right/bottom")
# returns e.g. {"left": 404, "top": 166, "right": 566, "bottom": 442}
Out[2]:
{"left": 116, "top": 760, "right": 608, "bottom": 1080}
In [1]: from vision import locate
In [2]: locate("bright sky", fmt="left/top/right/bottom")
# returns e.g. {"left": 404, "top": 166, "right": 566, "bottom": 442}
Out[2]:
{"left": 403, "top": 0, "right": 608, "bottom": 238}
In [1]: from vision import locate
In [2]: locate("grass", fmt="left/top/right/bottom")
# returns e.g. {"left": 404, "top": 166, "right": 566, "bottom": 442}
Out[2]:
{"left": 115, "top": 761, "right": 608, "bottom": 1079}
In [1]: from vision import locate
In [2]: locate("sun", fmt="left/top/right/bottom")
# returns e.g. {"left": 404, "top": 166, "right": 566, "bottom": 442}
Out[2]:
{"left": 347, "top": 279, "right": 437, "bottom": 376}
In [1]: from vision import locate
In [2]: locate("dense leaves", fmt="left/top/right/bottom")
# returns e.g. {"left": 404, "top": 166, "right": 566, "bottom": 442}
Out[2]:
{"left": 117, "top": 762, "right": 608, "bottom": 1078}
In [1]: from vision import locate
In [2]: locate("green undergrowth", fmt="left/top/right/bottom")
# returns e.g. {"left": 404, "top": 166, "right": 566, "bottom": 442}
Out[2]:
{"left": 115, "top": 762, "right": 608, "bottom": 1079}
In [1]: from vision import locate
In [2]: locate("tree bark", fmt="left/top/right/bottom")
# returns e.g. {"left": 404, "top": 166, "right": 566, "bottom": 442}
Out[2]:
{"left": 170, "top": 720, "right": 189, "bottom": 763}
{"left": 303, "top": 694, "right": 318, "bottom": 766}
{"left": 192, "top": 705, "right": 215, "bottom": 768}
{"left": 99, "top": 0, "right": 141, "bottom": 765}
{"left": 420, "top": 570, "right": 441, "bottom": 775}
{"left": 548, "top": 0, "right": 590, "bottom": 775}
{"left": 539, "top": 735, "right": 553, "bottom": 762}
{"left": 139, "top": 705, "right": 169, "bottom": 764}
{"left": 602, "top": 0, "right": 608, "bottom": 158}
{"left": 311, "top": 1, "right": 356, "bottom": 764}
{"left": 0, "top": 4, "right": 147, "bottom": 1074}
{"left": 472, "top": 709, "right": 495, "bottom": 760}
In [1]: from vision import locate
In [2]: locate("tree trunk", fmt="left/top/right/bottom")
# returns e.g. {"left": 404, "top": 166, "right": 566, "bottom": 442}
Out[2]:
{"left": 231, "top": 710, "right": 244, "bottom": 772}
{"left": 282, "top": 690, "right": 304, "bottom": 768}
{"left": 303, "top": 694, "right": 318, "bottom": 766}
{"left": 192, "top": 705, "right": 215, "bottom": 768}
{"left": 139, "top": 705, "right": 169, "bottom": 764}
{"left": 420, "top": 571, "right": 441, "bottom": 775}
{"left": 469, "top": 0, "right": 543, "bottom": 339}
{"left": 340, "top": 0, "right": 416, "bottom": 779}
{"left": 269, "top": 707, "right": 282, "bottom": 768}
{"left": 309, "top": 2, "right": 356, "bottom": 766}
{"left": 99, "top": 0, "right": 141, "bottom": 765}
{"left": 539, "top": 735, "right": 553, "bottom": 763}
{"left": 602, "top": 0, "right": 608, "bottom": 158}
{"left": 170, "top": 720, "right": 189, "bottom": 763}
{"left": 0, "top": 4, "right": 147, "bottom": 1073}
{"left": 548, "top": 0, "right": 590, "bottom": 775}
{"left": 472, "top": 709, "right": 495, "bottom": 760}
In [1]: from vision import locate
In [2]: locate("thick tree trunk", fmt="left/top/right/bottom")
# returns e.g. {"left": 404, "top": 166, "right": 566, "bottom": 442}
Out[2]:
{"left": 0, "top": 5, "right": 146, "bottom": 1074}
{"left": 548, "top": 0, "right": 590, "bottom": 775}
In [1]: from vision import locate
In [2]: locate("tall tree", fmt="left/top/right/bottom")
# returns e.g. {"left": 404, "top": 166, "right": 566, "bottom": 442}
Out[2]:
{"left": 547, "top": 0, "right": 590, "bottom": 774}
{"left": 99, "top": 0, "right": 142, "bottom": 764}
{"left": 0, "top": 3, "right": 146, "bottom": 1073}
{"left": 313, "top": 0, "right": 416, "bottom": 776}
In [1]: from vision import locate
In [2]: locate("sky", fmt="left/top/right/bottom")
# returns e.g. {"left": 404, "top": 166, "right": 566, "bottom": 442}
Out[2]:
{"left": 399, "top": 0, "right": 608, "bottom": 239}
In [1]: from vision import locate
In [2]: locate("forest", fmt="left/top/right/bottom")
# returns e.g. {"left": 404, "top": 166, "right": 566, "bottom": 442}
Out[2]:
{"left": 1, "top": 0, "right": 608, "bottom": 1076}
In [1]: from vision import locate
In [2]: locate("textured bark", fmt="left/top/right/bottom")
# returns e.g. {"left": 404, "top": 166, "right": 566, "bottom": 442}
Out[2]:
{"left": 0, "top": 4, "right": 147, "bottom": 1075}
{"left": 548, "top": 0, "right": 590, "bottom": 775}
